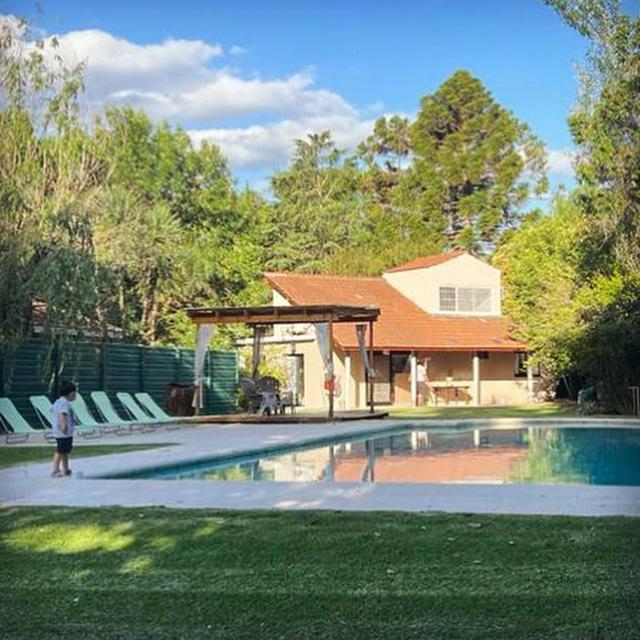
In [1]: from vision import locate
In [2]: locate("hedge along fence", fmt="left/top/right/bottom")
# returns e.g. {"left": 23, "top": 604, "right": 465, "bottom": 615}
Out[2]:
{"left": 0, "top": 338, "right": 238, "bottom": 429}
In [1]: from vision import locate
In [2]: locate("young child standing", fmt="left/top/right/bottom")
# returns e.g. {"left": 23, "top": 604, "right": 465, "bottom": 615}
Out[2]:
{"left": 51, "top": 381, "right": 77, "bottom": 478}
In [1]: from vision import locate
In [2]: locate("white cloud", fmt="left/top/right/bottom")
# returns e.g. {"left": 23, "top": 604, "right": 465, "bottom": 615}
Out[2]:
{"left": 2, "top": 15, "right": 580, "bottom": 183}
{"left": 189, "top": 114, "right": 376, "bottom": 169}
{"left": 21, "top": 24, "right": 355, "bottom": 123}
{"left": 2, "top": 17, "right": 378, "bottom": 174}
{"left": 126, "top": 69, "right": 356, "bottom": 121}
{"left": 5, "top": 18, "right": 376, "bottom": 172}
{"left": 547, "top": 148, "right": 575, "bottom": 177}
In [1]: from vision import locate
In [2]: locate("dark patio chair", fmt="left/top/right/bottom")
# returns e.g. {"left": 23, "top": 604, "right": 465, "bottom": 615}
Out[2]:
{"left": 239, "top": 377, "right": 263, "bottom": 414}
{"left": 256, "top": 376, "right": 282, "bottom": 415}
{"left": 279, "top": 390, "right": 295, "bottom": 414}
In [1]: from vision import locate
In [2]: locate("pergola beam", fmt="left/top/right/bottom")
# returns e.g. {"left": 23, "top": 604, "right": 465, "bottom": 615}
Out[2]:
{"left": 187, "top": 304, "right": 380, "bottom": 326}
{"left": 187, "top": 303, "right": 380, "bottom": 419}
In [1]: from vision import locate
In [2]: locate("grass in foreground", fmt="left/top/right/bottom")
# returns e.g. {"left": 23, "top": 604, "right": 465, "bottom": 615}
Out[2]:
{"left": 1, "top": 507, "right": 639, "bottom": 639}
{"left": 0, "top": 445, "right": 167, "bottom": 469}
{"left": 390, "top": 401, "right": 584, "bottom": 419}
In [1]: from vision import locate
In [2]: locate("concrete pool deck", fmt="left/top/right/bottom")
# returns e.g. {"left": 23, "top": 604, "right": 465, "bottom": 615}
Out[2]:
{"left": 1, "top": 417, "right": 640, "bottom": 516}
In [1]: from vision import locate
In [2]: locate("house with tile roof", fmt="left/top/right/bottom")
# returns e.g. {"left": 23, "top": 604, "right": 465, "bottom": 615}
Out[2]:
{"left": 262, "top": 251, "right": 539, "bottom": 410}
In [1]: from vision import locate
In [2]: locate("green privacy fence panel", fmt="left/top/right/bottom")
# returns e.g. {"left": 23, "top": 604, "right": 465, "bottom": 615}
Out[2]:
{"left": 0, "top": 338, "right": 238, "bottom": 429}
{"left": 59, "top": 342, "right": 103, "bottom": 395}
{"left": 0, "top": 338, "right": 54, "bottom": 428}
{"left": 104, "top": 344, "right": 144, "bottom": 395}
{"left": 142, "top": 348, "right": 178, "bottom": 406}
{"left": 209, "top": 352, "right": 238, "bottom": 414}
{"left": 177, "top": 350, "right": 196, "bottom": 387}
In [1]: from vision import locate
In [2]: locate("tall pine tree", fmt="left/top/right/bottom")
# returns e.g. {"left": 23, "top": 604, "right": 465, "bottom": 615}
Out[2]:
{"left": 398, "top": 70, "right": 547, "bottom": 251}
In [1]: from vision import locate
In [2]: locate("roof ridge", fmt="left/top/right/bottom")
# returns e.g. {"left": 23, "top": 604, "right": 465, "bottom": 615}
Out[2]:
{"left": 386, "top": 249, "right": 468, "bottom": 273}
{"left": 264, "top": 271, "right": 385, "bottom": 282}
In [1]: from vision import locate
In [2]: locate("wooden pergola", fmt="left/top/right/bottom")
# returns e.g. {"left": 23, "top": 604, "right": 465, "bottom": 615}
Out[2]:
{"left": 187, "top": 304, "right": 380, "bottom": 418}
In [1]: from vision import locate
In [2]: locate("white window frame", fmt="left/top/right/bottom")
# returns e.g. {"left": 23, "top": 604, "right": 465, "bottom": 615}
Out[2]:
{"left": 436, "top": 285, "right": 496, "bottom": 316}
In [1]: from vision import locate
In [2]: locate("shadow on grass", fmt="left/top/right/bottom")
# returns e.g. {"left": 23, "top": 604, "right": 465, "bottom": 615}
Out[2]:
{"left": 1, "top": 506, "right": 639, "bottom": 639}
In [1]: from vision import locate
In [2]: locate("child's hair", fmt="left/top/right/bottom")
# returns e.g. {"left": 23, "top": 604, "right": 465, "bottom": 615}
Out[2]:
{"left": 60, "top": 380, "right": 77, "bottom": 397}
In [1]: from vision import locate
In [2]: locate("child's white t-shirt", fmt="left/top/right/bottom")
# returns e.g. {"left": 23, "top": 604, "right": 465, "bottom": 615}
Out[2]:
{"left": 51, "top": 398, "right": 76, "bottom": 438}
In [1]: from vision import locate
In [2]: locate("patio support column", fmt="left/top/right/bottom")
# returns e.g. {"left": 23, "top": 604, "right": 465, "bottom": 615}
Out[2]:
{"left": 472, "top": 352, "right": 481, "bottom": 407}
{"left": 328, "top": 314, "right": 335, "bottom": 419}
{"left": 344, "top": 353, "right": 352, "bottom": 410}
{"left": 368, "top": 320, "right": 375, "bottom": 413}
{"left": 527, "top": 361, "right": 535, "bottom": 403}
{"left": 410, "top": 352, "right": 418, "bottom": 407}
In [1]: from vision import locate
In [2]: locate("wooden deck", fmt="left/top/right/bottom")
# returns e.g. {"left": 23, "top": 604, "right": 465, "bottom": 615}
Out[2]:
{"left": 186, "top": 410, "right": 389, "bottom": 424}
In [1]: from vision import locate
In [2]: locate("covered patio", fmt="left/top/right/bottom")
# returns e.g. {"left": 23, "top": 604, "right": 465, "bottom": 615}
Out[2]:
{"left": 187, "top": 303, "right": 383, "bottom": 419}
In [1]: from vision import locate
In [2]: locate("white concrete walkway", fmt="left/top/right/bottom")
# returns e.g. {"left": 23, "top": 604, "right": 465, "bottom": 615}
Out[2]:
{"left": 2, "top": 417, "right": 640, "bottom": 516}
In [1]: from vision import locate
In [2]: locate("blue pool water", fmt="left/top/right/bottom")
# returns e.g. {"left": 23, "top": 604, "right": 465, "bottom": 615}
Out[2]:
{"left": 123, "top": 426, "right": 640, "bottom": 486}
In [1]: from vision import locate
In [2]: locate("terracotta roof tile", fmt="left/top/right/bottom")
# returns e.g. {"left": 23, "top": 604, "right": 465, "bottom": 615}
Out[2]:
{"left": 264, "top": 272, "right": 525, "bottom": 352}
{"left": 386, "top": 249, "right": 467, "bottom": 273}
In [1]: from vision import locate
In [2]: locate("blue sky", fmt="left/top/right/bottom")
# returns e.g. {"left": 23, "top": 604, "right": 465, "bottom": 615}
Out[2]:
{"left": 9, "top": 0, "right": 635, "bottom": 191}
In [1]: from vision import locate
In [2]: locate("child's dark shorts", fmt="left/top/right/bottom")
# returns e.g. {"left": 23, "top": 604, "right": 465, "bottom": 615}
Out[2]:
{"left": 55, "top": 437, "right": 73, "bottom": 454}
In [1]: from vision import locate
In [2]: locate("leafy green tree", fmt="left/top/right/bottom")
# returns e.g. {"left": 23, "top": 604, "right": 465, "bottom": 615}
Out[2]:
{"left": 546, "top": 0, "right": 640, "bottom": 276}
{"left": 0, "top": 17, "right": 112, "bottom": 347}
{"left": 94, "top": 188, "right": 186, "bottom": 343}
{"left": 357, "top": 115, "right": 412, "bottom": 205}
{"left": 90, "top": 107, "right": 270, "bottom": 345}
{"left": 493, "top": 198, "right": 588, "bottom": 388}
{"left": 401, "top": 70, "right": 548, "bottom": 251}
{"left": 533, "top": 0, "right": 640, "bottom": 411}
{"left": 95, "top": 107, "right": 235, "bottom": 228}
{"left": 267, "top": 132, "right": 369, "bottom": 272}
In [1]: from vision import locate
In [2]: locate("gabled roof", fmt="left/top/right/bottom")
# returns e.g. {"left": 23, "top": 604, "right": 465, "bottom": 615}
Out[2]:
{"left": 264, "top": 271, "right": 525, "bottom": 352}
{"left": 385, "top": 249, "right": 467, "bottom": 273}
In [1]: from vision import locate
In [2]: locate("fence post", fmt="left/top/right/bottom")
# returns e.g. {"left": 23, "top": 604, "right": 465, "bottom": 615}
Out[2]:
{"left": 52, "top": 337, "right": 60, "bottom": 397}
{"left": 102, "top": 343, "right": 109, "bottom": 394}
{"left": 206, "top": 350, "right": 212, "bottom": 414}
{"left": 99, "top": 343, "right": 104, "bottom": 393}
{"left": 140, "top": 346, "right": 145, "bottom": 392}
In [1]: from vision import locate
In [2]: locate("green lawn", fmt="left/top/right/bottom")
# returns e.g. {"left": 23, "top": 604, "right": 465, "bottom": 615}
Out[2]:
{"left": 1, "top": 507, "right": 638, "bottom": 639}
{"left": 390, "top": 401, "right": 584, "bottom": 419}
{"left": 0, "top": 444, "right": 167, "bottom": 469}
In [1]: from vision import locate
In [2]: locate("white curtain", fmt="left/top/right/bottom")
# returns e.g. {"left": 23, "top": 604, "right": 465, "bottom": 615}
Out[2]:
{"left": 252, "top": 325, "right": 266, "bottom": 380}
{"left": 192, "top": 323, "right": 216, "bottom": 409}
{"left": 314, "top": 322, "right": 334, "bottom": 381}
{"left": 356, "top": 324, "right": 374, "bottom": 378}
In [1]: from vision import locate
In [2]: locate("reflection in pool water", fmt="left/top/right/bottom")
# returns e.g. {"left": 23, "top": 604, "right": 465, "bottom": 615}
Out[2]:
{"left": 130, "top": 427, "right": 640, "bottom": 487}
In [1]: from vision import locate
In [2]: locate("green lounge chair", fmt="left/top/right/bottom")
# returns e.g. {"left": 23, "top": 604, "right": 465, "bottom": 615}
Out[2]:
{"left": 72, "top": 393, "right": 122, "bottom": 435}
{"left": 115, "top": 392, "right": 161, "bottom": 427}
{"left": 134, "top": 393, "right": 185, "bottom": 425}
{"left": 134, "top": 392, "right": 171, "bottom": 420}
{"left": 91, "top": 391, "right": 152, "bottom": 432}
{"left": 30, "top": 395, "right": 100, "bottom": 439}
{"left": 0, "top": 398, "right": 49, "bottom": 444}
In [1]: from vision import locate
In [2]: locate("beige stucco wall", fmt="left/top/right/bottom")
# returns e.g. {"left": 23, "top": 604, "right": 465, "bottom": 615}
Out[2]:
{"left": 270, "top": 288, "right": 371, "bottom": 410}
{"left": 423, "top": 350, "right": 537, "bottom": 406}
{"left": 261, "top": 341, "right": 536, "bottom": 409}
{"left": 265, "top": 281, "right": 535, "bottom": 409}
{"left": 265, "top": 335, "right": 355, "bottom": 411}
{"left": 382, "top": 253, "right": 502, "bottom": 315}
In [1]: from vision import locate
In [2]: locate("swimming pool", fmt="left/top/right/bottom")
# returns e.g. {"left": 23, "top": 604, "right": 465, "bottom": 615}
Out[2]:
{"left": 121, "top": 425, "right": 640, "bottom": 486}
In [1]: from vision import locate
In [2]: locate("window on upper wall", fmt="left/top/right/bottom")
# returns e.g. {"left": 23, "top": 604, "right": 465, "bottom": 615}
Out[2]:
{"left": 438, "top": 286, "right": 494, "bottom": 314}
{"left": 439, "top": 286, "right": 457, "bottom": 312}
